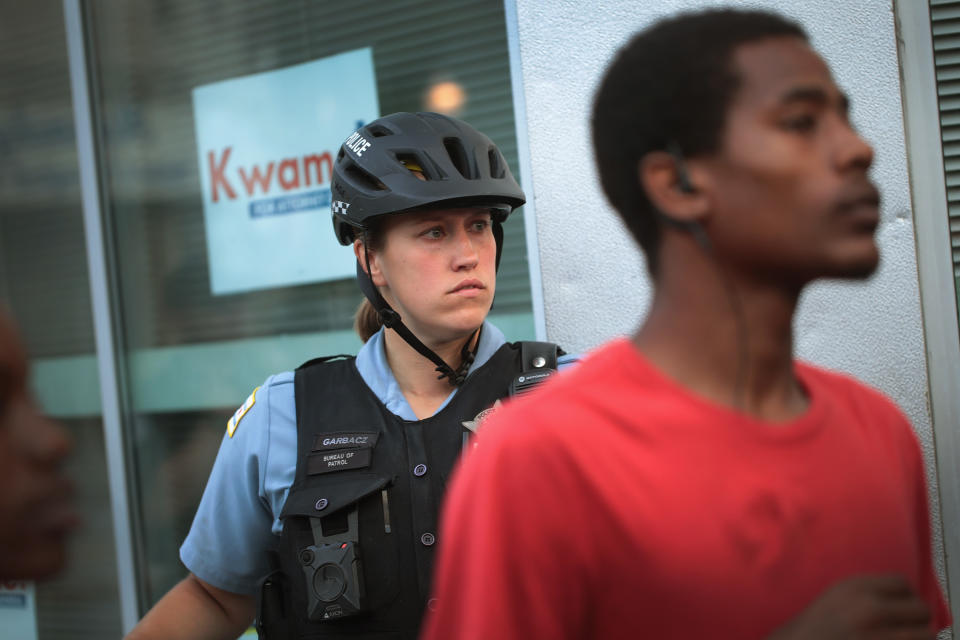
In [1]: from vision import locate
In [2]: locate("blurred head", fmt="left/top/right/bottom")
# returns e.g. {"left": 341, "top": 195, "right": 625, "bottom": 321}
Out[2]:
{"left": 593, "top": 9, "right": 877, "bottom": 285}
{"left": 0, "top": 312, "right": 77, "bottom": 580}
{"left": 682, "top": 35, "right": 878, "bottom": 285}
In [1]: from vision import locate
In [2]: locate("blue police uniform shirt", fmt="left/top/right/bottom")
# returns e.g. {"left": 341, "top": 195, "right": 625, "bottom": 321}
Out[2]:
{"left": 180, "top": 321, "right": 576, "bottom": 595}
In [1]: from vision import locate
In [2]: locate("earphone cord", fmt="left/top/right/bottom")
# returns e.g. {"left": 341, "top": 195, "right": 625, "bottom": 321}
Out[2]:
{"left": 666, "top": 141, "right": 749, "bottom": 411}
{"left": 715, "top": 262, "right": 749, "bottom": 412}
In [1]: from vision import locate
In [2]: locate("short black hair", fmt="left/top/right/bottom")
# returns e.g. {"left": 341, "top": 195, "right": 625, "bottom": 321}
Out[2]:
{"left": 592, "top": 9, "right": 807, "bottom": 273}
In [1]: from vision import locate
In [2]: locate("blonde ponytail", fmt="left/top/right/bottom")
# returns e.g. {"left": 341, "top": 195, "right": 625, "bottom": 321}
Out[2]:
{"left": 352, "top": 220, "right": 388, "bottom": 343}
{"left": 354, "top": 298, "right": 383, "bottom": 343}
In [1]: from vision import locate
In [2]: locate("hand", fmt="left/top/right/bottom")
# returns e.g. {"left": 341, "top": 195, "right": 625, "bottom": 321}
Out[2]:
{"left": 768, "top": 575, "right": 933, "bottom": 640}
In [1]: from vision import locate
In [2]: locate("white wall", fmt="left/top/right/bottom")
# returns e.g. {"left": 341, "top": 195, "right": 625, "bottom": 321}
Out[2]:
{"left": 514, "top": 0, "right": 948, "bottom": 607}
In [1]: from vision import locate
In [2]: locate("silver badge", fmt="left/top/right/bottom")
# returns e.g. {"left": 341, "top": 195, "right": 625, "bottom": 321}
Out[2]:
{"left": 462, "top": 399, "right": 503, "bottom": 433}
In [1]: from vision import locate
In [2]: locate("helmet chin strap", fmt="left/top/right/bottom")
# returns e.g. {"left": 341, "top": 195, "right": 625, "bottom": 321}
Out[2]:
{"left": 357, "top": 240, "right": 480, "bottom": 387}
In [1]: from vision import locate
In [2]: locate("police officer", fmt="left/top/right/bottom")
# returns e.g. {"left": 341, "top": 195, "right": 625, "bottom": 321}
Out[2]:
{"left": 126, "top": 112, "right": 570, "bottom": 640}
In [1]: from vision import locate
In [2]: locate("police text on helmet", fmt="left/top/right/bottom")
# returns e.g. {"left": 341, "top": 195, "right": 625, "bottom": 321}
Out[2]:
{"left": 343, "top": 131, "right": 372, "bottom": 157}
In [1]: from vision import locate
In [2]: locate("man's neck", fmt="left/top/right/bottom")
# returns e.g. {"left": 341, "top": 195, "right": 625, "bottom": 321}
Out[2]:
{"left": 634, "top": 264, "right": 809, "bottom": 423}
{"left": 383, "top": 326, "right": 479, "bottom": 419}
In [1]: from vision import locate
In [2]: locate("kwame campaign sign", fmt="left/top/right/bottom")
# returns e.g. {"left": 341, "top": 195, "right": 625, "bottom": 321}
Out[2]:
{"left": 192, "top": 48, "right": 379, "bottom": 295}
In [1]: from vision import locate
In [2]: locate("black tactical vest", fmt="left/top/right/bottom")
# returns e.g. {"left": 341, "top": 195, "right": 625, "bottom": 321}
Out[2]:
{"left": 257, "top": 341, "right": 557, "bottom": 639}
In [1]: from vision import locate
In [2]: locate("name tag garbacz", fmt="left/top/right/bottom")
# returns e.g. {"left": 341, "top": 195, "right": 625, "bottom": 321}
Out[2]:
{"left": 311, "top": 431, "right": 380, "bottom": 452}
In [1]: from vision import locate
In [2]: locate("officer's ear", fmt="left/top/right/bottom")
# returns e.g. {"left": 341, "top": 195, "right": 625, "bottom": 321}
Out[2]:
{"left": 639, "top": 150, "right": 710, "bottom": 226}
{"left": 353, "top": 238, "right": 387, "bottom": 287}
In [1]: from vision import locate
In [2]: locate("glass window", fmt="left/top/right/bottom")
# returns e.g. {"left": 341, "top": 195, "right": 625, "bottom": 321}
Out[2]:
{"left": 0, "top": 3, "right": 122, "bottom": 639}
{"left": 83, "top": 0, "right": 535, "bottom": 612}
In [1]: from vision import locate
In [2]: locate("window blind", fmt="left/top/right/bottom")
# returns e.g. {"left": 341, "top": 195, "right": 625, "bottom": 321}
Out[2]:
{"left": 931, "top": 0, "right": 960, "bottom": 278}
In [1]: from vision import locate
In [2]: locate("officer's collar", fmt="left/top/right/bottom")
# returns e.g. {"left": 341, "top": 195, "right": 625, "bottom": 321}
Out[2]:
{"left": 355, "top": 321, "right": 506, "bottom": 420}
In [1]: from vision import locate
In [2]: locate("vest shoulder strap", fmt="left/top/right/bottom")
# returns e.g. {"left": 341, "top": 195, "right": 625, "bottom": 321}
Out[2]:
{"left": 297, "top": 354, "right": 353, "bottom": 370}
{"left": 517, "top": 341, "right": 561, "bottom": 370}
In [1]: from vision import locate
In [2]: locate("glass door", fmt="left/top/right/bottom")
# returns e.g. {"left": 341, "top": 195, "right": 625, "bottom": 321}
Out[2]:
{"left": 0, "top": 2, "right": 122, "bottom": 638}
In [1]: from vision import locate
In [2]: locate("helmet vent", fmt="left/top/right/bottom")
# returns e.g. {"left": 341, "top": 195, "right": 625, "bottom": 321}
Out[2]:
{"left": 488, "top": 147, "right": 505, "bottom": 179}
{"left": 368, "top": 124, "right": 394, "bottom": 138}
{"left": 443, "top": 137, "right": 476, "bottom": 179}
{"left": 344, "top": 161, "right": 388, "bottom": 192}
{"left": 395, "top": 153, "right": 430, "bottom": 181}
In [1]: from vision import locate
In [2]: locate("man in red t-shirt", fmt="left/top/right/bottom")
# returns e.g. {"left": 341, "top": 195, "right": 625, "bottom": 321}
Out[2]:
{"left": 422, "top": 8, "right": 951, "bottom": 640}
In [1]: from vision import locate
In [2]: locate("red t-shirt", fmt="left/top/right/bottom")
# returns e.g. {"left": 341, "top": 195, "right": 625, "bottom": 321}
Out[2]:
{"left": 422, "top": 338, "right": 950, "bottom": 639}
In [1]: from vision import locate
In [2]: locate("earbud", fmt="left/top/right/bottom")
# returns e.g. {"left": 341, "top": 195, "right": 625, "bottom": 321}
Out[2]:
{"left": 667, "top": 141, "right": 696, "bottom": 194}
{"left": 662, "top": 142, "right": 710, "bottom": 250}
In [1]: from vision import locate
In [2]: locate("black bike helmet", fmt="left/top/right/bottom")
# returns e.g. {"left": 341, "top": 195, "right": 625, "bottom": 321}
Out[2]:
{"left": 330, "top": 112, "right": 526, "bottom": 386}
{"left": 331, "top": 111, "right": 525, "bottom": 246}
